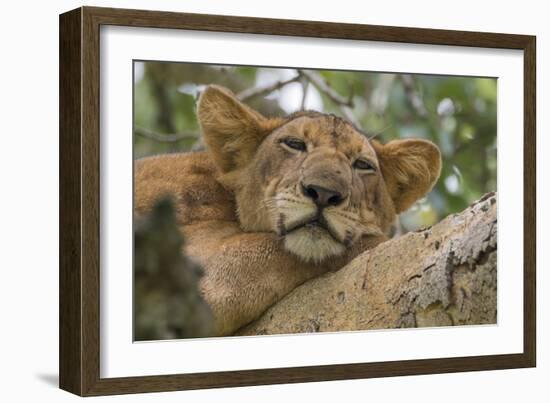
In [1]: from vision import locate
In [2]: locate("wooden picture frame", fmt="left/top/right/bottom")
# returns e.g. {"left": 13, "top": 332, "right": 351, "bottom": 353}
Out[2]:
{"left": 59, "top": 6, "right": 536, "bottom": 396}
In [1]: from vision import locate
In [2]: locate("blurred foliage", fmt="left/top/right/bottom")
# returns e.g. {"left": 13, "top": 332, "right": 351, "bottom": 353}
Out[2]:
{"left": 134, "top": 198, "right": 214, "bottom": 341}
{"left": 134, "top": 61, "right": 496, "bottom": 231}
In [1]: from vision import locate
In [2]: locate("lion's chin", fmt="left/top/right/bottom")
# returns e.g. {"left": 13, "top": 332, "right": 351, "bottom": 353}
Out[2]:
{"left": 283, "top": 226, "right": 346, "bottom": 263}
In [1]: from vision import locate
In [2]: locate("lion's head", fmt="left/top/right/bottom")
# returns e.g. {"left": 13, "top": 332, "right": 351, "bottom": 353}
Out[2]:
{"left": 198, "top": 85, "right": 441, "bottom": 262}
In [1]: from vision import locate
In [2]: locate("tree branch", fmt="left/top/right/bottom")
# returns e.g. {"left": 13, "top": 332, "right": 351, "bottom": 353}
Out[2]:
{"left": 300, "top": 80, "right": 309, "bottom": 111}
{"left": 298, "top": 69, "right": 359, "bottom": 125}
{"left": 299, "top": 70, "right": 353, "bottom": 107}
{"left": 237, "top": 192, "right": 497, "bottom": 335}
{"left": 135, "top": 126, "right": 198, "bottom": 143}
{"left": 400, "top": 74, "right": 428, "bottom": 117}
{"left": 237, "top": 75, "right": 301, "bottom": 101}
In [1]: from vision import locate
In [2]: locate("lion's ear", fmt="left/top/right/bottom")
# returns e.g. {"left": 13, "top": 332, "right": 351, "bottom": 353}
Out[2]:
{"left": 197, "top": 85, "right": 271, "bottom": 173}
{"left": 373, "top": 139, "right": 441, "bottom": 213}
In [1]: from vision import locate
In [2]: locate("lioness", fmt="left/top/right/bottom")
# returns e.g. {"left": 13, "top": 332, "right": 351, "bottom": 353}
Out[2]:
{"left": 135, "top": 85, "right": 441, "bottom": 336}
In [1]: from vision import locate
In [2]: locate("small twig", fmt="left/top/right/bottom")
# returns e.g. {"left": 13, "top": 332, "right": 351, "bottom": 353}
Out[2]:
{"left": 400, "top": 74, "right": 428, "bottom": 117}
{"left": 237, "top": 75, "right": 301, "bottom": 101}
{"left": 298, "top": 69, "right": 359, "bottom": 126}
{"left": 300, "top": 80, "right": 309, "bottom": 110}
{"left": 298, "top": 70, "right": 354, "bottom": 108}
{"left": 134, "top": 126, "right": 198, "bottom": 143}
{"left": 368, "top": 123, "right": 393, "bottom": 141}
{"left": 347, "top": 83, "right": 355, "bottom": 105}
{"left": 339, "top": 106, "right": 360, "bottom": 127}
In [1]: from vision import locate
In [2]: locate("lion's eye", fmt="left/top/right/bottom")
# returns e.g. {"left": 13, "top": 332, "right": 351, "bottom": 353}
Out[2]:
{"left": 354, "top": 158, "right": 376, "bottom": 172}
{"left": 281, "top": 138, "right": 307, "bottom": 152}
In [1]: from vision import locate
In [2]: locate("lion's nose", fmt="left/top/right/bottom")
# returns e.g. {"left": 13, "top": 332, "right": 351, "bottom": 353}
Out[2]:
{"left": 302, "top": 183, "right": 344, "bottom": 208}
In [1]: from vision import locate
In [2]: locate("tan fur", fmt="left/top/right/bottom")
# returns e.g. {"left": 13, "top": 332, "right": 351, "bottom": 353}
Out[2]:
{"left": 135, "top": 85, "right": 441, "bottom": 335}
{"left": 372, "top": 139, "right": 442, "bottom": 213}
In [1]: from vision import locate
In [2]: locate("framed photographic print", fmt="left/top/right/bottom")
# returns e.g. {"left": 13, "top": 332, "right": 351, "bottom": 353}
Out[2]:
{"left": 59, "top": 6, "right": 536, "bottom": 396}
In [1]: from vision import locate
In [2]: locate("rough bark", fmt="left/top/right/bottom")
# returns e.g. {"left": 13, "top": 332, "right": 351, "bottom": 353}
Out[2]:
{"left": 237, "top": 192, "right": 497, "bottom": 336}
